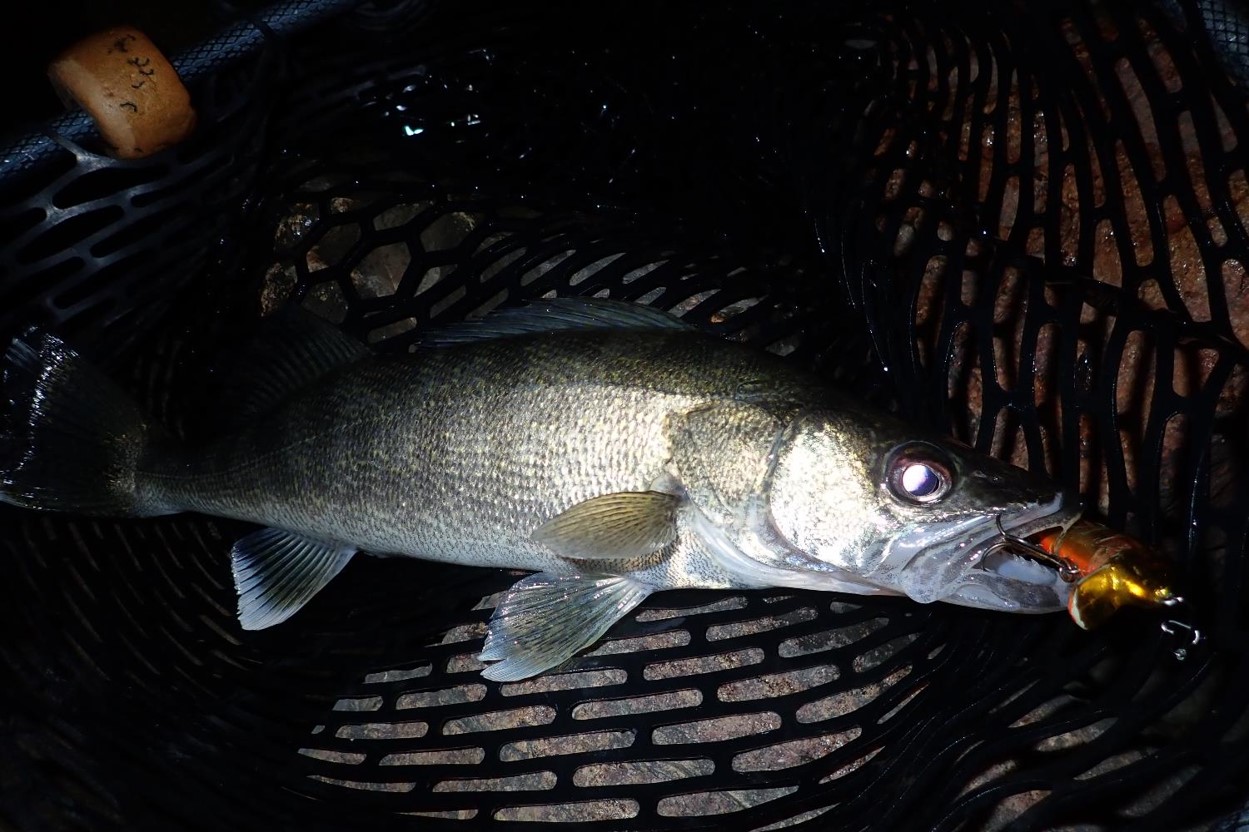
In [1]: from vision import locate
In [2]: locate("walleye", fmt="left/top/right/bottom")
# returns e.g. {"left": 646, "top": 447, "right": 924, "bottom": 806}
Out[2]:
{"left": 1, "top": 299, "right": 1082, "bottom": 681}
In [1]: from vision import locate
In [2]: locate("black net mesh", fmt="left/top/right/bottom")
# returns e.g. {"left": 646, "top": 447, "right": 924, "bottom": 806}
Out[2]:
{"left": 2, "top": 1, "right": 1249, "bottom": 830}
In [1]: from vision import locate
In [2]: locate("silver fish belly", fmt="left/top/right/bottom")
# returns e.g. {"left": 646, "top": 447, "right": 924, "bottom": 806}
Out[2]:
{"left": 0, "top": 299, "right": 1080, "bottom": 681}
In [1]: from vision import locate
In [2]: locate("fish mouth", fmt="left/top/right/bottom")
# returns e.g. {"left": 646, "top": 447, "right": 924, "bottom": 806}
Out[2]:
{"left": 892, "top": 494, "right": 1083, "bottom": 611}
{"left": 951, "top": 498, "right": 1085, "bottom": 612}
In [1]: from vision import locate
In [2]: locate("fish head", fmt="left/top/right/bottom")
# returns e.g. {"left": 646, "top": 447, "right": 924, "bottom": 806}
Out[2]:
{"left": 763, "top": 408, "right": 1082, "bottom": 612}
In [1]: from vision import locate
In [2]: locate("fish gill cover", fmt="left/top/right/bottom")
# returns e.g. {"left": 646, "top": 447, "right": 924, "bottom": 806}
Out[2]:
{"left": 1, "top": 0, "right": 1248, "bottom": 830}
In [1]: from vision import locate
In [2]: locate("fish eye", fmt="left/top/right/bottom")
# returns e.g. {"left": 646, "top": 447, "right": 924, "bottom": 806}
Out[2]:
{"left": 886, "top": 446, "right": 954, "bottom": 504}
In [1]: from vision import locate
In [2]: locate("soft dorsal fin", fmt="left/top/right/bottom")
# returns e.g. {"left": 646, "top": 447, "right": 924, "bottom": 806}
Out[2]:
{"left": 419, "top": 297, "right": 694, "bottom": 347}
{"left": 216, "top": 307, "right": 371, "bottom": 427}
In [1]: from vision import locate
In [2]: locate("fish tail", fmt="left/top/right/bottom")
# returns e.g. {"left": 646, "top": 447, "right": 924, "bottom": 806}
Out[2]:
{"left": 1, "top": 330, "right": 170, "bottom": 517}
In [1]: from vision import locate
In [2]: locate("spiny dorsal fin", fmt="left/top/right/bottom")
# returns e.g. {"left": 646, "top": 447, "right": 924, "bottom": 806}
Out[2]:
{"left": 479, "top": 572, "right": 652, "bottom": 681}
{"left": 532, "top": 491, "right": 681, "bottom": 560}
{"left": 217, "top": 307, "right": 371, "bottom": 427}
{"left": 231, "top": 527, "right": 357, "bottom": 630}
{"left": 419, "top": 297, "right": 694, "bottom": 347}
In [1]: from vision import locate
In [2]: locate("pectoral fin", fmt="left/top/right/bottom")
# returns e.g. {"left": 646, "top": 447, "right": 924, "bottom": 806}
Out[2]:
{"left": 231, "top": 527, "right": 357, "bottom": 630}
{"left": 479, "top": 572, "right": 652, "bottom": 681}
{"left": 532, "top": 491, "right": 681, "bottom": 560}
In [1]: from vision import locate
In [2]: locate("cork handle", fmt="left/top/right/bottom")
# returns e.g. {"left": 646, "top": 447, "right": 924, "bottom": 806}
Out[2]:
{"left": 48, "top": 26, "right": 197, "bottom": 160}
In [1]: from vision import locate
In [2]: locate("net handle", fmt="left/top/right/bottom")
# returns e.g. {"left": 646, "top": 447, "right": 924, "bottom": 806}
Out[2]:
{"left": 0, "top": 0, "right": 375, "bottom": 182}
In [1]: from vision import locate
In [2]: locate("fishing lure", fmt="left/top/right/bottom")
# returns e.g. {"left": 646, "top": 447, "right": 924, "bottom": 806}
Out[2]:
{"left": 1035, "top": 521, "right": 1181, "bottom": 628}
{"left": 993, "top": 518, "right": 1201, "bottom": 657}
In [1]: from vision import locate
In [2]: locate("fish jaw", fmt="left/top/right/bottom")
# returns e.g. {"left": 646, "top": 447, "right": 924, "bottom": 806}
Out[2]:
{"left": 888, "top": 494, "right": 1084, "bottom": 612}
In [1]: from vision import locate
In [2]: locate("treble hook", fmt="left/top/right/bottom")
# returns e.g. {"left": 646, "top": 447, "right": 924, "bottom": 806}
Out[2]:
{"left": 989, "top": 515, "right": 1082, "bottom": 583}
{"left": 1159, "top": 596, "right": 1203, "bottom": 661}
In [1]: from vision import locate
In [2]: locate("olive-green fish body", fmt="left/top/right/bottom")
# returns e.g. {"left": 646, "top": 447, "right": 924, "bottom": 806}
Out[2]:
{"left": 0, "top": 300, "right": 1080, "bottom": 680}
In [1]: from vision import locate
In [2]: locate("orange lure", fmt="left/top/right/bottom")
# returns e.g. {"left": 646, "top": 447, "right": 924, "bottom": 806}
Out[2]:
{"left": 1034, "top": 521, "right": 1179, "bottom": 630}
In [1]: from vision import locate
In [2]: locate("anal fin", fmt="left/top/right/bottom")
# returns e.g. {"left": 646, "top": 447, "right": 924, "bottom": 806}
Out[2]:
{"left": 478, "top": 572, "right": 652, "bottom": 682}
{"left": 231, "top": 527, "right": 357, "bottom": 630}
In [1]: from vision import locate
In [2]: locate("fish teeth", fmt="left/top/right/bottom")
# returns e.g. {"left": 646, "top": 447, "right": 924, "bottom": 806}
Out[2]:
{"left": 991, "top": 552, "right": 1056, "bottom": 586}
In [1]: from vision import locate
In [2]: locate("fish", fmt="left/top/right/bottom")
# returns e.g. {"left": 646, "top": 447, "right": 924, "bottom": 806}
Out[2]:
{"left": 0, "top": 298, "right": 1083, "bottom": 681}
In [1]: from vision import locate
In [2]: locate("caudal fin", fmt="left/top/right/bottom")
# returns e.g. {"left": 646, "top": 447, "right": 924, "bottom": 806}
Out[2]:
{"left": 1, "top": 330, "right": 162, "bottom": 516}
